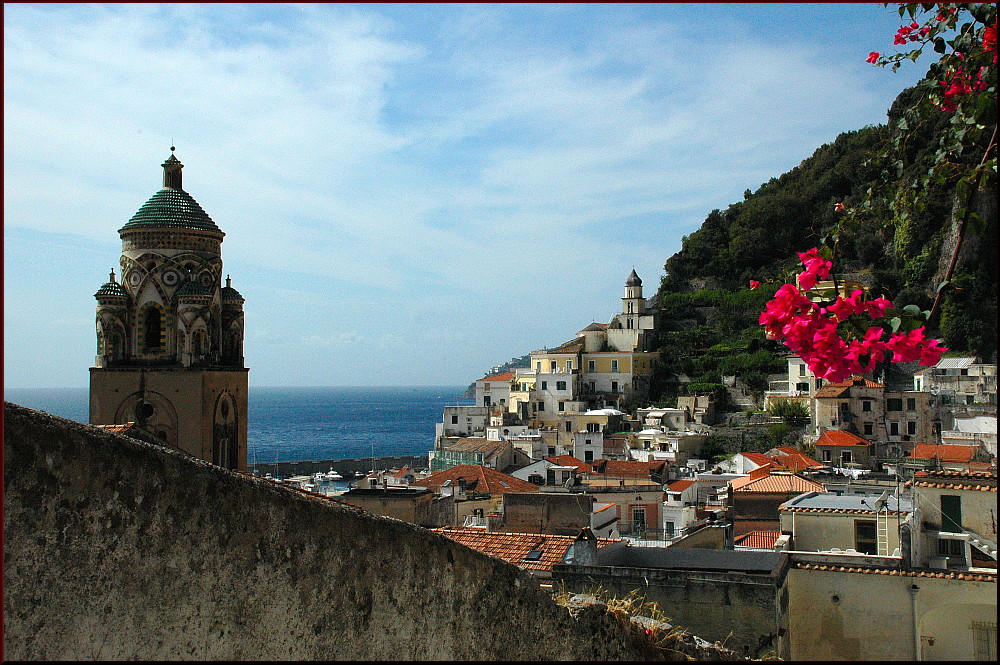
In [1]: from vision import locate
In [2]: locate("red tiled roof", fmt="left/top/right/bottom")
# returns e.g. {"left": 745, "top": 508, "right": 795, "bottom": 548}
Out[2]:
{"left": 545, "top": 455, "right": 589, "bottom": 471}
{"left": 731, "top": 472, "right": 825, "bottom": 494}
{"left": 909, "top": 469, "right": 997, "bottom": 492}
{"left": 734, "top": 531, "right": 780, "bottom": 549}
{"left": 814, "top": 375, "right": 884, "bottom": 399}
{"left": 908, "top": 444, "right": 980, "bottom": 463}
{"left": 769, "top": 451, "right": 826, "bottom": 471}
{"left": 741, "top": 452, "right": 773, "bottom": 468}
{"left": 392, "top": 466, "right": 411, "bottom": 478}
{"left": 479, "top": 371, "right": 515, "bottom": 383}
{"left": 816, "top": 430, "right": 869, "bottom": 447}
{"left": 434, "top": 527, "right": 617, "bottom": 573}
{"left": 589, "top": 460, "right": 664, "bottom": 479}
{"left": 441, "top": 438, "right": 511, "bottom": 459}
{"left": 793, "top": 562, "right": 996, "bottom": 582}
{"left": 413, "top": 465, "right": 540, "bottom": 495}
{"left": 667, "top": 480, "right": 695, "bottom": 492}
{"left": 734, "top": 520, "right": 781, "bottom": 536}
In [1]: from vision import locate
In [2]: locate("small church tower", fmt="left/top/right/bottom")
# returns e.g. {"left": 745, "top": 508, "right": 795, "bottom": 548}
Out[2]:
{"left": 621, "top": 268, "right": 646, "bottom": 329}
{"left": 90, "top": 150, "right": 249, "bottom": 471}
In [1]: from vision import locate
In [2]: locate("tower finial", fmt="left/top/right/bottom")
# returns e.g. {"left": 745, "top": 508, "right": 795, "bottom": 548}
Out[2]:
{"left": 110, "top": 269, "right": 116, "bottom": 282}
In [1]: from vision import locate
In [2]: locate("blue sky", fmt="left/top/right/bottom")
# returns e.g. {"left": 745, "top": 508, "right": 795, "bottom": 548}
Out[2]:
{"left": 4, "top": 3, "right": 939, "bottom": 389}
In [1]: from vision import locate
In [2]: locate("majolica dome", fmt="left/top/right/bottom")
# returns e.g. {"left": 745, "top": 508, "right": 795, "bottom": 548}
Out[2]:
{"left": 176, "top": 281, "right": 213, "bottom": 298}
{"left": 118, "top": 152, "right": 223, "bottom": 234}
{"left": 625, "top": 269, "right": 642, "bottom": 287}
{"left": 220, "top": 276, "right": 244, "bottom": 303}
{"left": 95, "top": 270, "right": 128, "bottom": 300}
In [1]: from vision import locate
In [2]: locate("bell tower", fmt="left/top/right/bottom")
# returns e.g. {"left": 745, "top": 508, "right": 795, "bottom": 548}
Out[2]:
{"left": 89, "top": 150, "right": 249, "bottom": 471}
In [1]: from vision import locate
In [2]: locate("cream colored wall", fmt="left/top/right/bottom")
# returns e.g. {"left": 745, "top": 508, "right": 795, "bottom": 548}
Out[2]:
{"left": 781, "top": 511, "right": 904, "bottom": 553}
{"left": 786, "top": 566, "right": 997, "bottom": 661}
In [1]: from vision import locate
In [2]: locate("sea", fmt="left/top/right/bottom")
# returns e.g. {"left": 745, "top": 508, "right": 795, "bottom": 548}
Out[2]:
{"left": 4, "top": 386, "right": 473, "bottom": 465}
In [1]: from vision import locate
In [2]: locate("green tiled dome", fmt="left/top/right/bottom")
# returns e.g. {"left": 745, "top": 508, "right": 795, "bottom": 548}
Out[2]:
{"left": 119, "top": 188, "right": 222, "bottom": 233}
{"left": 176, "top": 281, "right": 213, "bottom": 297}
{"left": 95, "top": 281, "right": 128, "bottom": 299}
{"left": 221, "top": 285, "right": 244, "bottom": 302}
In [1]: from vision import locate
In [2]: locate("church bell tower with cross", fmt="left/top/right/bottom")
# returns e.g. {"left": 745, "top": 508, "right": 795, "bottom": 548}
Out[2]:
{"left": 89, "top": 149, "right": 249, "bottom": 471}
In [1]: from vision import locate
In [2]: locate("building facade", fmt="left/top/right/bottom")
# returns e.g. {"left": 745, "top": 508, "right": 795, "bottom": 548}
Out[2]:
{"left": 90, "top": 151, "right": 249, "bottom": 471}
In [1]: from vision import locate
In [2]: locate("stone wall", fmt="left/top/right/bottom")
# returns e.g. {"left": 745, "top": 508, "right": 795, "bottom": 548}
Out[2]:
{"left": 3, "top": 402, "right": 748, "bottom": 661}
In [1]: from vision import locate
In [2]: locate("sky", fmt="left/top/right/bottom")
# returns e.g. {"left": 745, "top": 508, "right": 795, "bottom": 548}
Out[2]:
{"left": 4, "top": 3, "right": 940, "bottom": 389}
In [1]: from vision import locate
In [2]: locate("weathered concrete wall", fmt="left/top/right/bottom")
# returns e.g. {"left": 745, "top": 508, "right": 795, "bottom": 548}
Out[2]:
{"left": 3, "top": 402, "right": 748, "bottom": 661}
{"left": 554, "top": 563, "right": 781, "bottom": 658}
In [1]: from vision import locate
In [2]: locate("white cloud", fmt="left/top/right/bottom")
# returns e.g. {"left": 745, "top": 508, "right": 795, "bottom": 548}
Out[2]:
{"left": 4, "top": 3, "right": 929, "bottom": 388}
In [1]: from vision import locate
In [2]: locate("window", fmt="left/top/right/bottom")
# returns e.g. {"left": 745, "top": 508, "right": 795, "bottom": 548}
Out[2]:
{"left": 906, "top": 397, "right": 916, "bottom": 411}
{"left": 566, "top": 360, "right": 573, "bottom": 372}
{"left": 483, "top": 396, "right": 491, "bottom": 407}
{"left": 938, "top": 538, "right": 964, "bottom": 557}
{"left": 451, "top": 415, "right": 458, "bottom": 424}
{"left": 588, "top": 360, "right": 596, "bottom": 372}
{"left": 796, "top": 382, "right": 810, "bottom": 392}
{"left": 536, "top": 362, "right": 541, "bottom": 372}
{"left": 864, "top": 422, "right": 874, "bottom": 436}
{"left": 632, "top": 506, "right": 646, "bottom": 534}
{"left": 541, "top": 381, "right": 547, "bottom": 390}
{"left": 855, "top": 520, "right": 877, "bottom": 554}
{"left": 665, "top": 521, "right": 675, "bottom": 537}
{"left": 822, "top": 450, "right": 831, "bottom": 462}
{"left": 886, "top": 398, "right": 903, "bottom": 411}
{"left": 550, "top": 361, "right": 557, "bottom": 372}
{"left": 907, "top": 421, "right": 917, "bottom": 436}
{"left": 889, "top": 422, "right": 900, "bottom": 436}
{"left": 556, "top": 381, "right": 566, "bottom": 390}
{"left": 143, "top": 307, "right": 162, "bottom": 351}
{"left": 584, "top": 450, "right": 594, "bottom": 463}
{"left": 524, "top": 549, "right": 543, "bottom": 562}
{"left": 611, "top": 360, "right": 619, "bottom": 372}
{"left": 862, "top": 400, "right": 872, "bottom": 412}
{"left": 972, "top": 621, "right": 996, "bottom": 661}
{"left": 611, "top": 381, "right": 619, "bottom": 393}
{"left": 841, "top": 451, "right": 852, "bottom": 463}
{"left": 560, "top": 406, "right": 567, "bottom": 416}
{"left": 483, "top": 382, "right": 490, "bottom": 391}
{"left": 799, "top": 364, "right": 807, "bottom": 377}
{"left": 941, "top": 495, "right": 962, "bottom": 532}
{"left": 547, "top": 447, "right": 556, "bottom": 457}
{"left": 537, "top": 402, "right": 544, "bottom": 411}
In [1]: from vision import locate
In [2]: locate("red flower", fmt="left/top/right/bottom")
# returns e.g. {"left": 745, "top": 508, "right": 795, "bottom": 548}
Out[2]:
{"left": 749, "top": 280, "right": 760, "bottom": 290}
{"left": 834, "top": 202, "right": 846, "bottom": 211}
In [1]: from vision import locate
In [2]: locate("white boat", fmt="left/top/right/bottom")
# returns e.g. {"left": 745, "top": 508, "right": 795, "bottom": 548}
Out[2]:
{"left": 313, "top": 468, "right": 344, "bottom": 482}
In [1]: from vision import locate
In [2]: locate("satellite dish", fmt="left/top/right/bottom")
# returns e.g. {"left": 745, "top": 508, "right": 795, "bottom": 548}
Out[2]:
{"left": 874, "top": 489, "right": 890, "bottom": 511}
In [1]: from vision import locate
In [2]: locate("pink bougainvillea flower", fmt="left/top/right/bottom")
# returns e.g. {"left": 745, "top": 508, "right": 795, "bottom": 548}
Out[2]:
{"left": 834, "top": 202, "right": 846, "bottom": 211}
{"left": 866, "top": 52, "right": 880, "bottom": 64}
{"left": 749, "top": 280, "right": 760, "bottom": 290}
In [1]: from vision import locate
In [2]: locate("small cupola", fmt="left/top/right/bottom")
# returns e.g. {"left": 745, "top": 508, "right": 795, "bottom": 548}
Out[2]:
{"left": 162, "top": 147, "right": 183, "bottom": 190}
{"left": 625, "top": 268, "right": 642, "bottom": 287}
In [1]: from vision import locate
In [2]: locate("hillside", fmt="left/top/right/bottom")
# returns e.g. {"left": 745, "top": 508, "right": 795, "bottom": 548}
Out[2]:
{"left": 648, "top": 76, "right": 997, "bottom": 405}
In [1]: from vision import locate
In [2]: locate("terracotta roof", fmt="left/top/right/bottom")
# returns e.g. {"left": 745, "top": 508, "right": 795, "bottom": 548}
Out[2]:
{"left": 413, "top": 465, "right": 540, "bottom": 495}
{"left": 589, "top": 460, "right": 664, "bottom": 479}
{"left": 94, "top": 423, "right": 138, "bottom": 434}
{"left": 769, "top": 451, "right": 826, "bottom": 471}
{"left": 667, "top": 480, "right": 695, "bottom": 492}
{"left": 814, "top": 375, "right": 885, "bottom": 399}
{"left": 579, "top": 322, "right": 609, "bottom": 332}
{"left": 793, "top": 562, "right": 996, "bottom": 582}
{"left": 908, "top": 444, "right": 980, "bottom": 463}
{"left": 392, "top": 466, "right": 412, "bottom": 478}
{"left": 816, "top": 430, "right": 869, "bottom": 447}
{"left": 731, "top": 472, "right": 825, "bottom": 494}
{"left": 479, "top": 371, "right": 515, "bottom": 383}
{"left": 734, "top": 531, "right": 780, "bottom": 549}
{"left": 741, "top": 452, "right": 774, "bottom": 468}
{"left": 534, "top": 338, "right": 585, "bottom": 355}
{"left": 434, "top": 527, "right": 617, "bottom": 572}
{"left": 909, "top": 469, "right": 997, "bottom": 492}
{"left": 441, "top": 437, "right": 510, "bottom": 458}
{"left": 545, "top": 455, "right": 589, "bottom": 471}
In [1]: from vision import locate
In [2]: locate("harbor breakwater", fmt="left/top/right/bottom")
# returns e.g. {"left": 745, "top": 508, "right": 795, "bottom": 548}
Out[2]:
{"left": 250, "top": 454, "right": 429, "bottom": 479}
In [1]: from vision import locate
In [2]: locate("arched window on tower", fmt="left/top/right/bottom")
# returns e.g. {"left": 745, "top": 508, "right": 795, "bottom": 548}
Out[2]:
{"left": 143, "top": 307, "right": 162, "bottom": 352}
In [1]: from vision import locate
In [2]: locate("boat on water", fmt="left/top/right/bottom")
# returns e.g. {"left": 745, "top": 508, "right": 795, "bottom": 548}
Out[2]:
{"left": 313, "top": 468, "right": 344, "bottom": 482}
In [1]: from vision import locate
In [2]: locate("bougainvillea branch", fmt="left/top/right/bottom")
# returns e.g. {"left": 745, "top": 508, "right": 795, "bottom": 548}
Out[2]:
{"left": 756, "top": 250, "right": 946, "bottom": 383}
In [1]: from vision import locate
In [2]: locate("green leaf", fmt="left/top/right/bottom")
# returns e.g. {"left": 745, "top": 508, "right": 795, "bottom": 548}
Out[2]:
{"left": 921, "top": 310, "right": 931, "bottom": 321}
{"left": 903, "top": 304, "right": 921, "bottom": 316}
{"left": 934, "top": 37, "right": 947, "bottom": 53}
{"left": 935, "top": 280, "right": 950, "bottom": 295}
{"left": 890, "top": 317, "right": 902, "bottom": 333}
